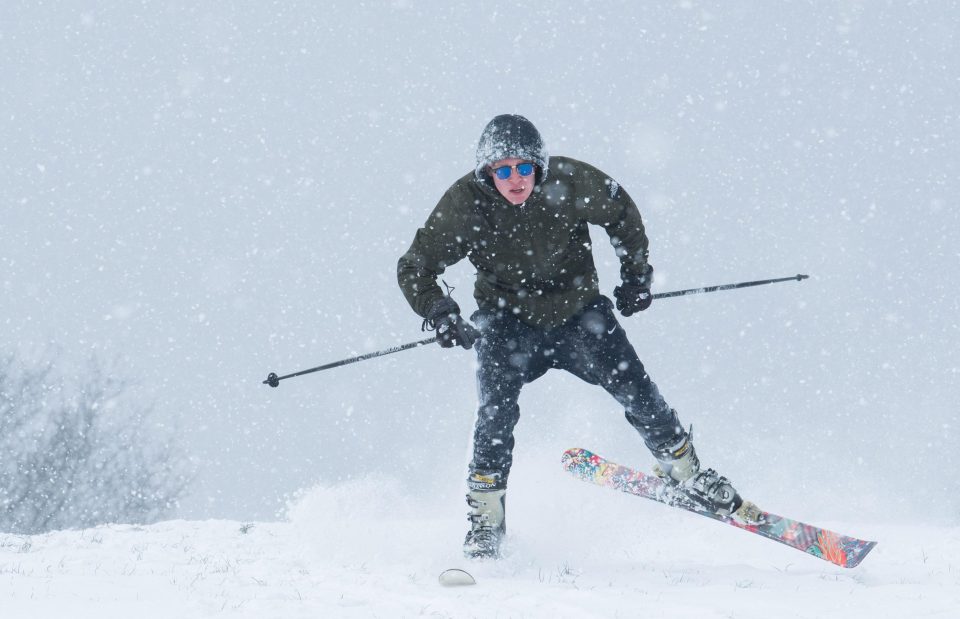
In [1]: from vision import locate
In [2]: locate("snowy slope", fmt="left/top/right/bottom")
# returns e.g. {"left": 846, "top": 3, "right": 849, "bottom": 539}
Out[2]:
{"left": 2, "top": 470, "right": 957, "bottom": 619}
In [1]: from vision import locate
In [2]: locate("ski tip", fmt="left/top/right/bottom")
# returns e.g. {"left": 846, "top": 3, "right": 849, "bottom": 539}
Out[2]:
{"left": 842, "top": 540, "right": 878, "bottom": 569}
{"left": 562, "top": 447, "right": 595, "bottom": 471}
{"left": 562, "top": 447, "right": 593, "bottom": 460}
{"left": 438, "top": 568, "right": 477, "bottom": 587}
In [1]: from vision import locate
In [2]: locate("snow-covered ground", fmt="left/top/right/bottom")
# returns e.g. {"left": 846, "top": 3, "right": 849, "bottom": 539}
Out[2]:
{"left": 3, "top": 469, "right": 957, "bottom": 619}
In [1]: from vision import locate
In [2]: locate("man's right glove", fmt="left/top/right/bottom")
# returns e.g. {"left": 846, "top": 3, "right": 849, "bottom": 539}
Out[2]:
{"left": 614, "top": 265, "right": 654, "bottom": 317}
{"left": 424, "top": 296, "right": 480, "bottom": 349}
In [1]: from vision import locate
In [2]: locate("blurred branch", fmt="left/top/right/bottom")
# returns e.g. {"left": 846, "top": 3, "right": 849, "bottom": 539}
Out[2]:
{"left": 0, "top": 353, "right": 193, "bottom": 534}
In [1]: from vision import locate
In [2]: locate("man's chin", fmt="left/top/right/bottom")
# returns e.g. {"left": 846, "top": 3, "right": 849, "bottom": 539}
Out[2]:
{"left": 506, "top": 191, "right": 531, "bottom": 205}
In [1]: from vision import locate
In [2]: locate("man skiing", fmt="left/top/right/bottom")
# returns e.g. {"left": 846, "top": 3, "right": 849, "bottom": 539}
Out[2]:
{"left": 397, "top": 114, "right": 743, "bottom": 559}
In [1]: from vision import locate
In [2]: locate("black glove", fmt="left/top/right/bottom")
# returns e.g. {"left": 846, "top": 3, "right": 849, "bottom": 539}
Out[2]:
{"left": 614, "top": 265, "right": 654, "bottom": 317}
{"left": 424, "top": 297, "right": 480, "bottom": 349}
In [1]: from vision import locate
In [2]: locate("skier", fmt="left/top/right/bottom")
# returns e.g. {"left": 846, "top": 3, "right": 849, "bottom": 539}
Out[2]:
{"left": 397, "top": 114, "right": 743, "bottom": 559}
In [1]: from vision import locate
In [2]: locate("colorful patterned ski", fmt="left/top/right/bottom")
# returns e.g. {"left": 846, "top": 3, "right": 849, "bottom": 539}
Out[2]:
{"left": 562, "top": 448, "right": 877, "bottom": 568}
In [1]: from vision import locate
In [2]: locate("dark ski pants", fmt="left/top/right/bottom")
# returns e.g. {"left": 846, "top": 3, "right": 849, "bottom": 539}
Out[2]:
{"left": 467, "top": 295, "right": 686, "bottom": 491}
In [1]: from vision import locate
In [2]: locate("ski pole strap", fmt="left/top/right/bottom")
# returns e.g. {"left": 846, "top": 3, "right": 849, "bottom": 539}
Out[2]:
{"left": 652, "top": 274, "right": 808, "bottom": 300}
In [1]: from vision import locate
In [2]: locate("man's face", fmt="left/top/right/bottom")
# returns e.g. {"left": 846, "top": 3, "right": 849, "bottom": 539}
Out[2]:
{"left": 488, "top": 157, "right": 535, "bottom": 205}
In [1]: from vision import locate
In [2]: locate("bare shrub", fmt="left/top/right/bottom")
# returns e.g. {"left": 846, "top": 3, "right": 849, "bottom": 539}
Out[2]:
{"left": 0, "top": 355, "right": 191, "bottom": 534}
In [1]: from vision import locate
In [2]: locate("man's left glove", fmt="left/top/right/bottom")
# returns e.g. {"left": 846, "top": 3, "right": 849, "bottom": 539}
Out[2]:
{"left": 614, "top": 265, "right": 654, "bottom": 317}
{"left": 424, "top": 296, "right": 480, "bottom": 349}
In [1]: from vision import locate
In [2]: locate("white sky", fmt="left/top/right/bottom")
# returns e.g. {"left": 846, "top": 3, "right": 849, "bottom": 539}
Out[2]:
{"left": 2, "top": 1, "right": 958, "bottom": 522}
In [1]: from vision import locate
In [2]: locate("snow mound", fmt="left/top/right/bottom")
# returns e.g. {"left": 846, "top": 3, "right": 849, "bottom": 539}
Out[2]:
{"left": 2, "top": 472, "right": 958, "bottom": 618}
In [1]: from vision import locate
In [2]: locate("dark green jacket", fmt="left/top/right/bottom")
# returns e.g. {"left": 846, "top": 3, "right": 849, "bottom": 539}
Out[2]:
{"left": 397, "top": 156, "right": 650, "bottom": 328}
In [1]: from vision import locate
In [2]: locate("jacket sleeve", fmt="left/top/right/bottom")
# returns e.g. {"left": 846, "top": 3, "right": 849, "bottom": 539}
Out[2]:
{"left": 397, "top": 185, "right": 473, "bottom": 318}
{"left": 577, "top": 163, "right": 651, "bottom": 283}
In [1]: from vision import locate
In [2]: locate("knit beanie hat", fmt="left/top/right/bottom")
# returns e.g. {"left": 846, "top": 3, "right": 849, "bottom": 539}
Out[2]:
{"left": 474, "top": 114, "right": 549, "bottom": 187}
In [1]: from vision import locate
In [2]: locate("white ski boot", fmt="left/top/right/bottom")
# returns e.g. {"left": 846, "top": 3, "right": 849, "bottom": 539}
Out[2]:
{"left": 463, "top": 489, "right": 506, "bottom": 559}
{"left": 654, "top": 434, "right": 744, "bottom": 518}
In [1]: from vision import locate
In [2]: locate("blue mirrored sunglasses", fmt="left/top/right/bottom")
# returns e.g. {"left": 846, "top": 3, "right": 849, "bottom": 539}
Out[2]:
{"left": 492, "top": 162, "right": 535, "bottom": 180}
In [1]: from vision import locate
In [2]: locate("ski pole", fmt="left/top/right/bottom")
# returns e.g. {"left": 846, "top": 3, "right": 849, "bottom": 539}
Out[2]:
{"left": 263, "top": 273, "right": 808, "bottom": 387}
{"left": 263, "top": 337, "right": 437, "bottom": 387}
{"left": 651, "top": 273, "right": 809, "bottom": 300}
